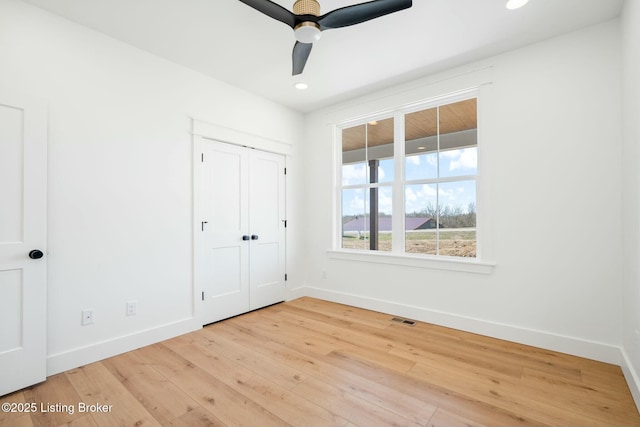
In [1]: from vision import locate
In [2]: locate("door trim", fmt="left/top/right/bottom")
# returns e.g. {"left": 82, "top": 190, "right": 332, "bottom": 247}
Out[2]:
{"left": 192, "top": 118, "right": 293, "bottom": 156}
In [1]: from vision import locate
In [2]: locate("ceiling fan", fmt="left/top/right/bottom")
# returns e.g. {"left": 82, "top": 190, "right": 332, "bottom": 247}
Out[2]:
{"left": 238, "top": 0, "right": 413, "bottom": 75}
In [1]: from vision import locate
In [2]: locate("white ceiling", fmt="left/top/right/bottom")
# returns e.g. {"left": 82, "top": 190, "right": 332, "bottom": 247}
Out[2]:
{"left": 20, "top": 0, "right": 624, "bottom": 112}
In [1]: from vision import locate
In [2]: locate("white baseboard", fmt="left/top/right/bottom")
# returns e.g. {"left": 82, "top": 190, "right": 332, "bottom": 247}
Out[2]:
{"left": 47, "top": 318, "right": 200, "bottom": 376}
{"left": 297, "top": 286, "right": 623, "bottom": 365}
{"left": 621, "top": 348, "right": 640, "bottom": 412}
{"left": 286, "top": 285, "right": 309, "bottom": 301}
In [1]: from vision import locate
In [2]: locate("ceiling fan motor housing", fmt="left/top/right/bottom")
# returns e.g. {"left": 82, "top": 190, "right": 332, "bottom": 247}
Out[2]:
{"left": 293, "top": 0, "right": 321, "bottom": 16}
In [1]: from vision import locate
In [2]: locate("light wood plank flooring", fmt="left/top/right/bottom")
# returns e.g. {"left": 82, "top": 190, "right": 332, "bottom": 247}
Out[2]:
{"left": 1, "top": 297, "right": 639, "bottom": 426}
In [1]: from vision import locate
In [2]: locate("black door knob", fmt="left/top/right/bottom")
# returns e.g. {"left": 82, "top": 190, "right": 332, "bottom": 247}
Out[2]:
{"left": 29, "top": 250, "right": 44, "bottom": 259}
{"left": 242, "top": 235, "right": 250, "bottom": 241}
{"left": 251, "top": 235, "right": 259, "bottom": 240}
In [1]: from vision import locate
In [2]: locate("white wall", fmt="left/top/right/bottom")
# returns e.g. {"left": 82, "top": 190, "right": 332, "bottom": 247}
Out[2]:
{"left": 621, "top": 0, "right": 640, "bottom": 407}
{"left": 298, "top": 21, "right": 624, "bottom": 363}
{"left": 0, "top": 0, "right": 303, "bottom": 374}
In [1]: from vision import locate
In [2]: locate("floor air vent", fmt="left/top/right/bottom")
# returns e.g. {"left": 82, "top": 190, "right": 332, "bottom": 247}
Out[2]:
{"left": 391, "top": 317, "right": 416, "bottom": 326}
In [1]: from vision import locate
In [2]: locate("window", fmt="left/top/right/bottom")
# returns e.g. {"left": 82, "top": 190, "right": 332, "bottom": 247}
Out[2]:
{"left": 338, "top": 95, "right": 478, "bottom": 259}
{"left": 341, "top": 117, "right": 394, "bottom": 252}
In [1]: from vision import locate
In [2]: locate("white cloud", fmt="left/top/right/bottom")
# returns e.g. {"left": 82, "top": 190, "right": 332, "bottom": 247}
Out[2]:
{"left": 349, "top": 193, "right": 365, "bottom": 210}
{"left": 404, "top": 184, "right": 438, "bottom": 213}
{"left": 447, "top": 148, "right": 477, "bottom": 172}
{"left": 440, "top": 150, "right": 460, "bottom": 159}
{"left": 407, "top": 155, "right": 421, "bottom": 166}
{"left": 438, "top": 187, "right": 456, "bottom": 203}
{"left": 405, "top": 187, "right": 417, "bottom": 202}
{"left": 378, "top": 188, "right": 392, "bottom": 214}
{"left": 422, "top": 184, "right": 437, "bottom": 197}
{"left": 342, "top": 163, "right": 367, "bottom": 185}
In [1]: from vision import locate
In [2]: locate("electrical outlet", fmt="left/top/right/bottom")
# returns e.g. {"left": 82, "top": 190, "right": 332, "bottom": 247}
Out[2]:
{"left": 126, "top": 301, "right": 137, "bottom": 316}
{"left": 81, "top": 309, "right": 94, "bottom": 326}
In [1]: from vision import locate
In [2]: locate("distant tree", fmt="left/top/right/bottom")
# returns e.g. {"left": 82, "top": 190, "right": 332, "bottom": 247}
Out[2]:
{"left": 403, "top": 202, "right": 477, "bottom": 228}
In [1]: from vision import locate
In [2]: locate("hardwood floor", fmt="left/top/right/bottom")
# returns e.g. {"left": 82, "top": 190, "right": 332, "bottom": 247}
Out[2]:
{"left": 2, "top": 297, "right": 639, "bottom": 427}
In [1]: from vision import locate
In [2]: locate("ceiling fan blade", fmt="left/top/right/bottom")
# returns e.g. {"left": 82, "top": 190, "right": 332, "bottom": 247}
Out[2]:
{"left": 237, "top": 0, "right": 296, "bottom": 28}
{"left": 292, "top": 41, "right": 313, "bottom": 75}
{"left": 318, "top": 0, "right": 412, "bottom": 30}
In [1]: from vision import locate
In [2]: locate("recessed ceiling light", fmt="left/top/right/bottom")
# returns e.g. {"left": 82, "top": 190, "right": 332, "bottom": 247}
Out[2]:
{"left": 506, "top": 0, "right": 528, "bottom": 9}
{"left": 294, "top": 82, "right": 308, "bottom": 90}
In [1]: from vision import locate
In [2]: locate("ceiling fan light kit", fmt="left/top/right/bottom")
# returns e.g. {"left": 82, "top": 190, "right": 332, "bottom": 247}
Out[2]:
{"left": 238, "top": 0, "right": 413, "bottom": 75}
{"left": 294, "top": 22, "right": 322, "bottom": 43}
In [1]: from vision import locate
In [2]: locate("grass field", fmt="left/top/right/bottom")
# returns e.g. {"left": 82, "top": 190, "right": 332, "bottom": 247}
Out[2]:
{"left": 342, "top": 229, "right": 476, "bottom": 257}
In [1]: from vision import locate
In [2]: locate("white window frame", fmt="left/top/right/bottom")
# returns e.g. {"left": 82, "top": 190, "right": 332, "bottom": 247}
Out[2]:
{"left": 331, "top": 88, "right": 495, "bottom": 274}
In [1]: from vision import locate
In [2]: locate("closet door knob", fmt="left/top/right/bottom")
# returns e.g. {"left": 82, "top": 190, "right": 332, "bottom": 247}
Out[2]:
{"left": 251, "top": 235, "right": 259, "bottom": 240}
{"left": 242, "top": 235, "right": 250, "bottom": 241}
{"left": 29, "top": 249, "right": 44, "bottom": 259}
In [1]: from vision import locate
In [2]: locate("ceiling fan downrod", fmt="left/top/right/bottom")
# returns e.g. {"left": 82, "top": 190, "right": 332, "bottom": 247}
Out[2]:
{"left": 293, "top": 0, "right": 320, "bottom": 15}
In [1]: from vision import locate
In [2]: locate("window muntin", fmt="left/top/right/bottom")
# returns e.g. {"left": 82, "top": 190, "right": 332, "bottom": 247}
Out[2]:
{"left": 339, "top": 96, "right": 478, "bottom": 259}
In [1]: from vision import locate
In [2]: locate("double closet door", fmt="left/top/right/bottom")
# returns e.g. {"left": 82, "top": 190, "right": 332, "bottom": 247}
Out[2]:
{"left": 196, "top": 139, "right": 286, "bottom": 325}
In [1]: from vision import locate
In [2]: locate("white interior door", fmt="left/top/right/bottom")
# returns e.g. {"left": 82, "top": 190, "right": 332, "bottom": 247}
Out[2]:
{"left": 196, "top": 140, "right": 250, "bottom": 324}
{"left": 0, "top": 97, "right": 47, "bottom": 396}
{"left": 195, "top": 138, "right": 286, "bottom": 325}
{"left": 248, "top": 149, "right": 286, "bottom": 310}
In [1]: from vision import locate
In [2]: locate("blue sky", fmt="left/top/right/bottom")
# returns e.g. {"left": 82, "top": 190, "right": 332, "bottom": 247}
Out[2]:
{"left": 342, "top": 148, "right": 477, "bottom": 217}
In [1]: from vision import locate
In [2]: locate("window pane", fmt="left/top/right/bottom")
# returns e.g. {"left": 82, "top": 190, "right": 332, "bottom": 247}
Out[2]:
{"left": 342, "top": 118, "right": 394, "bottom": 185}
{"left": 437, "top": 181, "right": 476, "bottom": 258}
{"left": 405, "top": 184, "right": 438, "bottom": 255}
{"left": 405, "top": 107, "right": 438, "bottom": 180}
{"left": 405, "top": 152, "right": 437, "bottom": 181}
{"left": 342, "top": 188, "right": 368, "bottom": 250}
{"left": 366, "top": 118, "right": 394, "bottom": 168}
{"left": 342, "top": 187, "right": 393, "bottom": 252}
{"left": 439, "top": 147, "right": 478, "bottom": 178}
{"left": 438, "top": 99, "right": 478, "bottom": 178}
{"left": 378, "top": 158, "right": 394, "bottom": 184}
{"left": 438, "top": 99, "right": 477, "bottom": 137}
{"left": 342, "top": 124, "right": 367, "bottom": 185}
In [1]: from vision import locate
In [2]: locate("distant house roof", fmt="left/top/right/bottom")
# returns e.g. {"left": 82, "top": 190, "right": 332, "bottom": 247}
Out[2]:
{"left": 343, "top": 217, "right": 434, "bottom": 232}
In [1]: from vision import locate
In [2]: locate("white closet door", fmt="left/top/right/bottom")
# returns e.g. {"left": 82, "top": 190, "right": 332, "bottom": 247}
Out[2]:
{"left": 0, "top": 97, "right": 47, "bottom": 396}
{"left": 248, "top": 149, "right": 286, "bottom": 310}
{"left": 197, "top": 140, "right": 250, "bottom": 324}
{"left": 196, "top": 139, "right": 286, "bottom": 325}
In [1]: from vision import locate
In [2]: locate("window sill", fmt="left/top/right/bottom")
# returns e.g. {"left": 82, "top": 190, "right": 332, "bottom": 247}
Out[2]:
{"left": 327, "top": 250, "right": 495, "bottom": 274}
